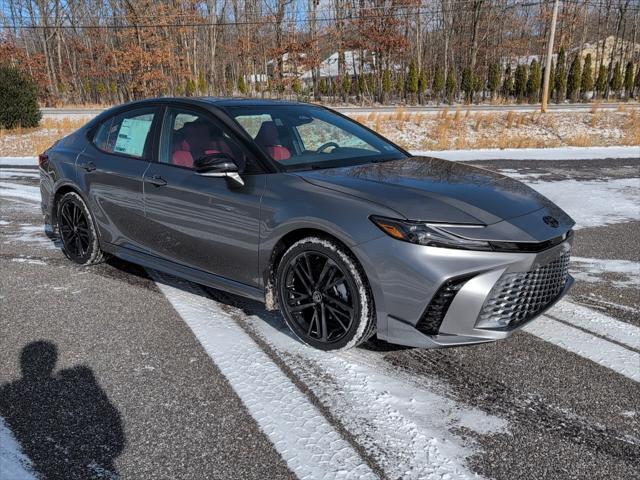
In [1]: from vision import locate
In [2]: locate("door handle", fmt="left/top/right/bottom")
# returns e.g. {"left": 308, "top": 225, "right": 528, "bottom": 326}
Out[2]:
{"left": 80, "top": 161, "right": 96, "bottom": 172}
{"left": 147, "top": 175, "right": 167, "bottom": 187}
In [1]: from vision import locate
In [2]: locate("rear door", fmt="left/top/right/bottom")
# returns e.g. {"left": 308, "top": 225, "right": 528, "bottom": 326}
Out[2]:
{"left": 142, "top": 105, "right": 265, "bottom": 287}
{"left": 77, "top": 105, "right": 159, "bottom": 252}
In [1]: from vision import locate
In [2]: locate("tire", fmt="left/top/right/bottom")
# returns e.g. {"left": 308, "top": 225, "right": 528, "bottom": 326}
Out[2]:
{"left": 276, "top": 236, "right": 376, "bottom": 351}
{"left": 56, "top": 191, "right": 106, "bottom": 265}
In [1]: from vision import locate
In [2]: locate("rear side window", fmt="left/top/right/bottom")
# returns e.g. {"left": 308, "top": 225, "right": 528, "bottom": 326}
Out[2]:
{"left": 92, "top": 107, "right": 156, "bottom": 158}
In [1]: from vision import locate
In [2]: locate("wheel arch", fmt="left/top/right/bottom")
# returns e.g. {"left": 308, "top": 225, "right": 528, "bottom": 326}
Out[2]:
{"left": 263, "top": 227, "right": 373, "bottom": 313}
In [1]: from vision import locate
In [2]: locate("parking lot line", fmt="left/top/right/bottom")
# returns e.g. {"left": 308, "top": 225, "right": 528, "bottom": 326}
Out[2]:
{"left": 150, "top": 271, "right": 378, "bottom": 480}
{"left": 525, "top": 316, "right": 640, "bottom": 382}
{"left": 547, "top": 301, "right": 640, "bottom": 351}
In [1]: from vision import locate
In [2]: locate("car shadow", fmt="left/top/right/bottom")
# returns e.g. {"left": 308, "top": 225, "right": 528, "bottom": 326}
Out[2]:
{"left": 0, "top": 341, "right": 125, "bottom": 479}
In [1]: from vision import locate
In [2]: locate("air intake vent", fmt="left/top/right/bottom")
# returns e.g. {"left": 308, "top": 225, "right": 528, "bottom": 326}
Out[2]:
{"left": 416, "top": 275, "right": 473, "bottom": 336}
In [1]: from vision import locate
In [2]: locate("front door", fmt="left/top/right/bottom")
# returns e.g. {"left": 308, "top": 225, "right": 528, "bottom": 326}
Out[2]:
{"left": 78, "top": 105, "right": 159, "bottom": 252}
{"left": 142, "top": 105, "right": 265, "bottom": 287}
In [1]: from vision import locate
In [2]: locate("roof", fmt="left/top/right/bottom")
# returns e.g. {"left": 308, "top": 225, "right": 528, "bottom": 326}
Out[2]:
{"left": 197, "top": 97, "right": 307, "bottom": 107}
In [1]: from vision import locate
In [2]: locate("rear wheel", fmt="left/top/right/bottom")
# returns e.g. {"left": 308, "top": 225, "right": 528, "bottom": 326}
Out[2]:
{"left": 276, "top": 237, "right": 376, "bottom": 351}
{"left": 56, "top": 191, "right": 106, "bottom": 265}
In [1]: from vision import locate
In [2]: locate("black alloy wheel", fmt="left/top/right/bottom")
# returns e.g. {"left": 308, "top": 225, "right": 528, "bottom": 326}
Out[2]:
{"left": 277, "top": 237, "right": 375, "bottom": 350}
{"left": 57, "top": 192, "right": 106, "bottom": 265}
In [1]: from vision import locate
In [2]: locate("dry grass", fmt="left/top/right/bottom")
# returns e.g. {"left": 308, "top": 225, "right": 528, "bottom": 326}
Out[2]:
{"left": 0, "top": 117, "right": 88, "bottom": 156}
{"left": 623, "top": 109, "right": 640, "bottom": 145}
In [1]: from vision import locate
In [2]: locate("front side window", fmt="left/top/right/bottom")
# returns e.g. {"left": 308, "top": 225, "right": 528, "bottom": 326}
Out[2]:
{"left": 227, "top": 105, "right": 406, "bottom": 171}
{"left": 159, "top": 107, "right": 259, "bottom": 173}
{"left": 92, "top": 107, "right": 156, "bottom": 158}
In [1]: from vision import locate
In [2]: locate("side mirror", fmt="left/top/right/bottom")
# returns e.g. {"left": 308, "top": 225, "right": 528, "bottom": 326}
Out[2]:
{"left": 194, "top": 153, "right": 244, "bottom": 187}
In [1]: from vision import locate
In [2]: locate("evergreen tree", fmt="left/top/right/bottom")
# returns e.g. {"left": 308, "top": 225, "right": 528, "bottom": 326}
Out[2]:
{"left": 527, "top": 59, "right": 541, "bottom": 103}
{"left": 461, "top": 67, "right": 474, "bottom": 103}
{"left": 395, "top": 74, "right": 404, "bottom": 99}
{"left": 635, "top": 64, "right": 640, "bottom": 99}
{"left": 185, "top": 78, "right": 197, "bottom": 96}
{"left": 342, "top": 75, "right": 352, "bottom": 100}
{"left": 197, "top": 71, "right": 208, "bottom": 95}
{"left": 0, "top": 65, "right": 41, "bottom": 129}
{"left": 382, "top": 69, "right": 392, "bottom": 102}
{"left": 554, "top": 48, "right": 567, "bottom": 103}
{"left": 318, "top": 77, "right": 328, "bottom": 96}
{"left": 567, "top": 54, "right": 581, "bottom": 102}
{"left": 624, "top": 61, "right": 634, "bottom": 99}
{"left": 445, "top": 67, "right": 457, "bottom": 104}
{"left": 406, "top": 60, "right": 419, "bottom": 102}
{"left": 610, "top": 62, "right": 623, "bottom": 98}
{"left": 595, "top": 63, "right": 607, "bottom": 97}
{"left": 432, "top": 65, "right": 445, "bottom": 103}
{"left": 291, "top": 78, "right": 302, "bottom": 96}
{"left": 237, "top": 75, "right": 247, "bottom": 95}
{"left": 514, "top": 64, "right": 528, "bottom": 102}
{"left": 487, "top": 63, "right": 501, "bottom": 99}
{"left": 357, "top": 75, "right": 366, "bottom": 98}
{"left": 581, "top": 54, "right": 593, "bottom": 97}
{"left": 502, "top": 64, "right": 514, "bottom": 98}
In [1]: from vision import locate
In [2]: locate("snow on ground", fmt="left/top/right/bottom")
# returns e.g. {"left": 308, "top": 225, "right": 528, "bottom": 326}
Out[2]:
{"left": 151, "top": 271, "right": 378, "bottom": 480}
{"left": 0, "top": 417, "right": 38, "bottom": 480}
{"left": 0, "top": 157, "right": 38, "bottom": 166}
{"left": 245, "top": 311, "right": 507, "bottom": 480}
{"left": 525, "top": 315, "right": 640, "bottom": 382}
{"left": 526, "top": 178, "right": 640, "bottom": 228}
{"left": 571, "top": 257, "right": 640, "bottom": 289}
{"left": 0, "top": 182, "right": 42, "bottom": 203}
{"left": 410, "top": 146, "right": 640, "bottom": 161}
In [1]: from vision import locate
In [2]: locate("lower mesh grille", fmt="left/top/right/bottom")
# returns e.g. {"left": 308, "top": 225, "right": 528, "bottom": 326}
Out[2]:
{"left": 478, "top": 251, "right": 571, "bottom": 329}
{"left": 416, "top": 275, "right": 472, "bottom": 335}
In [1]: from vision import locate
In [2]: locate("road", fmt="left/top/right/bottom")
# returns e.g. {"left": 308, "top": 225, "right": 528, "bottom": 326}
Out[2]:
{"left": 1, "top": 155, "right": 639, "bottom": 480}
{"left": 40, "top": 102, "right": 640, "bottom": 119}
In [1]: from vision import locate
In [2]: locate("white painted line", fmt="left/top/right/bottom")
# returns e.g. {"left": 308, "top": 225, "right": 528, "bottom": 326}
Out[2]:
{"left": 150, "top": 271, "right": 377, "bottom": 480}
{"left": 0, "top": 416, "right": 38, "bottom": 480}
{"left": 548, "top": 301, "right": 640, "bottom": 351}
{"left": 524, "top": 316, "right": 640, "bottom": 383}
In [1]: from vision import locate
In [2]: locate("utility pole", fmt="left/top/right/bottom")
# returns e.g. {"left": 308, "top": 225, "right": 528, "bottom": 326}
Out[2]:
{"left": 542, "top": 0, "right": 560, "bottom": 113}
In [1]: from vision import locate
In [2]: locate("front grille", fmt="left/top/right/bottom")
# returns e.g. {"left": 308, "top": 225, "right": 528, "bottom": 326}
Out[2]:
{"left": 478, "top": 251, "right": 571, "bottom": 330}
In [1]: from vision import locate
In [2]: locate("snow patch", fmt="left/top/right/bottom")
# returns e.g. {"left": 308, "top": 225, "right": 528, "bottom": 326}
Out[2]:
{"left": 0, "top": 416, "right": 38, "bottom": 480}
{"left": 411, "top": 146, "right": 640, "bottom": 161}
{"left": 0, "top": 157, "right": 38, "bottom": 166}
{"left": 525, "top": 178, "right": 640, "bottom": 228}
{"left": 0, "top": 181, "right": 41, "bottom": 203}
{"left": 548, "top": 300, "right": 640, "bottom": 351}
{"left": 571, "top": 257, "right": 640, "bottom": 289}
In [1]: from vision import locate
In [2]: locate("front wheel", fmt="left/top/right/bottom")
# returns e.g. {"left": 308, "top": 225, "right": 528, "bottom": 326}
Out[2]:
{"left": 276, "top": 237, "right": 376, "bottom": 351}
{"left": 56, "top": 191, "right": 106, "bottom": 265}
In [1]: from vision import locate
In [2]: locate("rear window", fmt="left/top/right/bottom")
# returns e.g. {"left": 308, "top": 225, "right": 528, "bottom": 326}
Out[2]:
{"left": 92, "top": 107, "right": 156, "bottom": 158}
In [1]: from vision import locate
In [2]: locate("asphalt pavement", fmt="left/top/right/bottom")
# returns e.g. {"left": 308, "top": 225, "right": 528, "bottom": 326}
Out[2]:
{"left": 1, "top": 157, "right": 638, "bottom": 480}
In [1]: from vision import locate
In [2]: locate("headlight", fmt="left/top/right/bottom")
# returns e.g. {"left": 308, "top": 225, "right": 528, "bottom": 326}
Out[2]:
{"left": 370, "top": 216, "right": 491, "bottom": 250}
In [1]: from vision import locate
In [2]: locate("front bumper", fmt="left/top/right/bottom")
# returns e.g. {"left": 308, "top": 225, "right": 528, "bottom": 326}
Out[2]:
{"left": 353, "top": 235, "right": 573, "bottom": 348}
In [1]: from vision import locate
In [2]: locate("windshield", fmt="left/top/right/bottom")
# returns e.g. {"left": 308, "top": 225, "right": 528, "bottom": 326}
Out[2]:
{"left": 225, "top": 105, "right": 406, "bottom": 171}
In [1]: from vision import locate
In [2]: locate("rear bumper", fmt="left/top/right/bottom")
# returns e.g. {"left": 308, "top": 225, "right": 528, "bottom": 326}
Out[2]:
{"left": 353, "top": 235, "right": 573, "bottom": 349}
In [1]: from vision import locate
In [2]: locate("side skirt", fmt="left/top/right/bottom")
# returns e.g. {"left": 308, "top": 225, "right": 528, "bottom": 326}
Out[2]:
{"left": 103, "top": 243, "right": 265, "bottom": 303}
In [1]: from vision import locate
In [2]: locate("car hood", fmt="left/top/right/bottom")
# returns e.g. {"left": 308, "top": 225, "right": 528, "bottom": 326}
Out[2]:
{"left": 295, "top": 156, "right": 575, "bottom": 243}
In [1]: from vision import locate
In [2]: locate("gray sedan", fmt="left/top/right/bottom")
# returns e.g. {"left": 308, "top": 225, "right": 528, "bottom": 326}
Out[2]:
{"left": 39, "top": 98, "right": 574, "bottom": 351}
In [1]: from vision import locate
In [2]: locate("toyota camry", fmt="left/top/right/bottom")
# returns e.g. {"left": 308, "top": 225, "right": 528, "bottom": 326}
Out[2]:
{"left": 39, "top": 98, "right": 574, "bottom": 351}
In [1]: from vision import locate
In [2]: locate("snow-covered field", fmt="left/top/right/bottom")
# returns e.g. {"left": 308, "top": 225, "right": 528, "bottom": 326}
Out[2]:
{"left": 1, "top": 150, "right": 638, "bottom": 479}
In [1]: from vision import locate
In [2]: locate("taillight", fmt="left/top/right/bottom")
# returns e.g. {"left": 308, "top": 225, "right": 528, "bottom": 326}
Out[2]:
{"left": 38, "top": 152, "right": 49, "bottom": 168}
